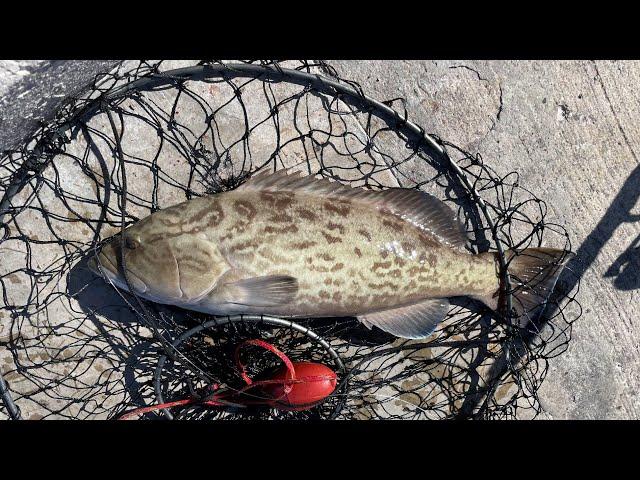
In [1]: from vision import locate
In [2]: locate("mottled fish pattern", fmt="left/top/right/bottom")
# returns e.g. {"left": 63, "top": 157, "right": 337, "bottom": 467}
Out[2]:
{"left": 90, "top": 169, "right": 572, "bottom": 338}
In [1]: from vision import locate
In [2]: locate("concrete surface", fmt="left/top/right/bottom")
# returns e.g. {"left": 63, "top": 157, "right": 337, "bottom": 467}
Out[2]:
{"left": 328, "top": 60, "right": 640, "bottom": 419}
{"left": 0, "top": 60, "right": 119, "bottom": 152}
{"left": 1, "top": 60, "right": 638, "bottom": 419}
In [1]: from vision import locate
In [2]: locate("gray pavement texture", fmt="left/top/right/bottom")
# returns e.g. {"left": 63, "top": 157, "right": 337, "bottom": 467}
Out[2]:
{"left": 328, "top": 60, "right": 640, "bottom": 419}
{"left": 0, "top": 60, "right": 118, "bottom": 152}
{"left": 0, "top": 60, "right": 638, "bottom": 419}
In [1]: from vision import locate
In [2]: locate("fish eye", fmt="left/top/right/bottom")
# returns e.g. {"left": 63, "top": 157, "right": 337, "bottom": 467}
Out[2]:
{"left": 124, "top": 236, "right": 140, "bottom": 250}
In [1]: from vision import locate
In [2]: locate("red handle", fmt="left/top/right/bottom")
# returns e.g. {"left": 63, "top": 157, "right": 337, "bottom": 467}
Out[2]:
{"left": 118, "top": 338, "right": 300, "bottom": 420}
{"left": 234, "top": 338, "right": 297, "bottom": 394}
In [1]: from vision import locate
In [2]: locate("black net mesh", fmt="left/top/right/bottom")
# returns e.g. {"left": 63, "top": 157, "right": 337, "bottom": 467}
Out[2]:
{"left": 0, "top": 60, "right": 581, "bottom": 420}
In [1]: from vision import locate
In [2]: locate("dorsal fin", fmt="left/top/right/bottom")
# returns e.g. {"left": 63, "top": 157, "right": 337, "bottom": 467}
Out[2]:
{"left": 237, "top": 168, "right": 346, "bottom": 197}
{"left": 378, "top": 188, "right": 468, "bottom": 249}
{"left": 238, "top": 168, "right": 468, "bottom": 249}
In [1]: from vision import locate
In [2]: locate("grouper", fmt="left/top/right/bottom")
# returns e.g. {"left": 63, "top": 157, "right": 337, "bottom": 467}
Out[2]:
{"left": 88, "top": 169, "right": 573, "bottom": 338}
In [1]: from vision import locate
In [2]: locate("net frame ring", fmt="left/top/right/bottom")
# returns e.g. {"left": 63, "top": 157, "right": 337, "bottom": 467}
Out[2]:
{"left": 0, "top": 61, "right": 577, "bottom": 421}
{"left": 153, "top": 314, "right": 347, "bottom": 420}
{"left": 98, "top": 63, "right": 514, "bottom": 318}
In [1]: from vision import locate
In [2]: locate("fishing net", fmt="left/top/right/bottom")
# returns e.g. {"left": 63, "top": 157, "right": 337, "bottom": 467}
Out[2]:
{"left": 0, "top": 60, "right": 581, "bottom": 420}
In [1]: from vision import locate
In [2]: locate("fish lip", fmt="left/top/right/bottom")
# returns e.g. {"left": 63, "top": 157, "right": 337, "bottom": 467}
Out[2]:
{"left": 87, "top": 256, "right": 100, "bottom": 276}
{"left": 90, "top": 250, "right": 149, "bottom": 294}
{"left": 87, "top": 252, "right": 114, "bottom": 279}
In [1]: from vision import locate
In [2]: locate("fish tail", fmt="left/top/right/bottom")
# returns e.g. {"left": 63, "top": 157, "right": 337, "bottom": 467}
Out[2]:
{"left": 483, "top": 247, "right": 574, "bottom": 324}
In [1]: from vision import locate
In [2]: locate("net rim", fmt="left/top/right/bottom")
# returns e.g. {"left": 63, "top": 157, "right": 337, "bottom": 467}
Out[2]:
{"left": 0, "top": 61, "right": 531, "bottom": 420}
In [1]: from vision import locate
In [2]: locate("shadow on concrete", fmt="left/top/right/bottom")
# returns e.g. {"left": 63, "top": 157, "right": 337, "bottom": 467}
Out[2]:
{"left": 66, "top": 256, "right": 160, "bottom": 413}
{"left": 469, "top": 162, "right": 640, "bottom": 417}
{"left": 67, "top": 255, "right": 140, "bottom": 327}
{"left": 601, "top": 165, "right": 640, "bottom": 290}
{"left": 605, "top": 232, "right": 640, "bottom": 290}
{"left": 0, "top": 60, "right": 120, "bottom": 152}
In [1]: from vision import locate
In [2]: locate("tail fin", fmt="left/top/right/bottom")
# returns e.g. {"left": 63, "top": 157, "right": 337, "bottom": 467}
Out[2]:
{"left": 501, "top": 247, "right": 574, "bottom": 325}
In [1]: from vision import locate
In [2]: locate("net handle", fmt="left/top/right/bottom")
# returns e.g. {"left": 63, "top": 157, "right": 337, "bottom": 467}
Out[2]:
{"left": 234, "top": 338, "right": 297, "bottom": 388}
{"left": 154, "top": 315, "right": 346, "bottom": 420}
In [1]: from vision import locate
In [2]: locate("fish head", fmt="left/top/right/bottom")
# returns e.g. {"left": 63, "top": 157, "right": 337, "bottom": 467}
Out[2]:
{"left": 88, "top": 209, "right": 229, "bottom": 305}
{"left": 88, "top": 220, "right": 183, "bottom": 303}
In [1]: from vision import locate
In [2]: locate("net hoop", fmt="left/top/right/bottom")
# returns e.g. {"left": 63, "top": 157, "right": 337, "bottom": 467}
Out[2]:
{"left": 0, "top": 60, "right": 578, "bottom": 420}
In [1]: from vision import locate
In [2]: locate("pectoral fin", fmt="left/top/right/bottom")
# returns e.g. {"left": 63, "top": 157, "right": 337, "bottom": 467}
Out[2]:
{"left": 223, "top": 274, "right": 299, "bottom": 307}
{"left": 359, "top": 298, "right": 450, "bottom": 339}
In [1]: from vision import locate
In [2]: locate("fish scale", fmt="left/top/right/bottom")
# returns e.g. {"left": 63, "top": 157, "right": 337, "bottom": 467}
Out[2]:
{"left": 90, "top": 169, "right": 572, "bottom": 339}
{"left": 191, "top": 190, "right": 496, "bottom": 317}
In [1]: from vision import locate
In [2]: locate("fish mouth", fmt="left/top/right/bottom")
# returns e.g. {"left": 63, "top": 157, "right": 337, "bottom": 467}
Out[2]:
{"left": 88, "top": 250, "right": 148, "bottom": 295}
{"left": 87, "top": 255, "right": 101, "bottom": 277}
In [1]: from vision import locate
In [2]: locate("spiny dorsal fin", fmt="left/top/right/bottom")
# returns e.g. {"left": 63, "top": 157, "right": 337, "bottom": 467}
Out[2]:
{"left": 238, "top": 168, "right": 344, "bottom": 196}
{"left": 238, "top": 168, "right": 468, "bottom": 249}
{"left": 359, "top": 298, "right": 450, "bottom": 339}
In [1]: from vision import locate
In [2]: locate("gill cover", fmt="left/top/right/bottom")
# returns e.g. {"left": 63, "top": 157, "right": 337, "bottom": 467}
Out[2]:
{"left": 169, "top": 235, "right": 230, "bottom": 302}
{"left": 103, "top": 232, "right": 230, "bottom": 304}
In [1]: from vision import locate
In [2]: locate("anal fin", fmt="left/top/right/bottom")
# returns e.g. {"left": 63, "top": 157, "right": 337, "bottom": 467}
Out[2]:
{"left": 359, "top": 298, "right": 450, "bottom": 339}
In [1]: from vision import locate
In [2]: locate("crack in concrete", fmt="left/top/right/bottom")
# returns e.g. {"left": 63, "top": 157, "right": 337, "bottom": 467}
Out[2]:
{"left": 496, "top": 83, "right": 504, "bottom": 121}
{"left": 592, "top": 60, "right": 639, "bottom": 166}
{"left": 449, "top": 64, "right": 504, "bottom": 146}
{"left": 486, "top": 83, "right": 504, "bottom": 135}
{"left": 557, "top": 103, "right": 571, "bottom": 121}
{"left": 518, "top": 134, "right": 534, "bottom": 160}
{"left": 449, "top": 64, "right": 489, "bottom": 83}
